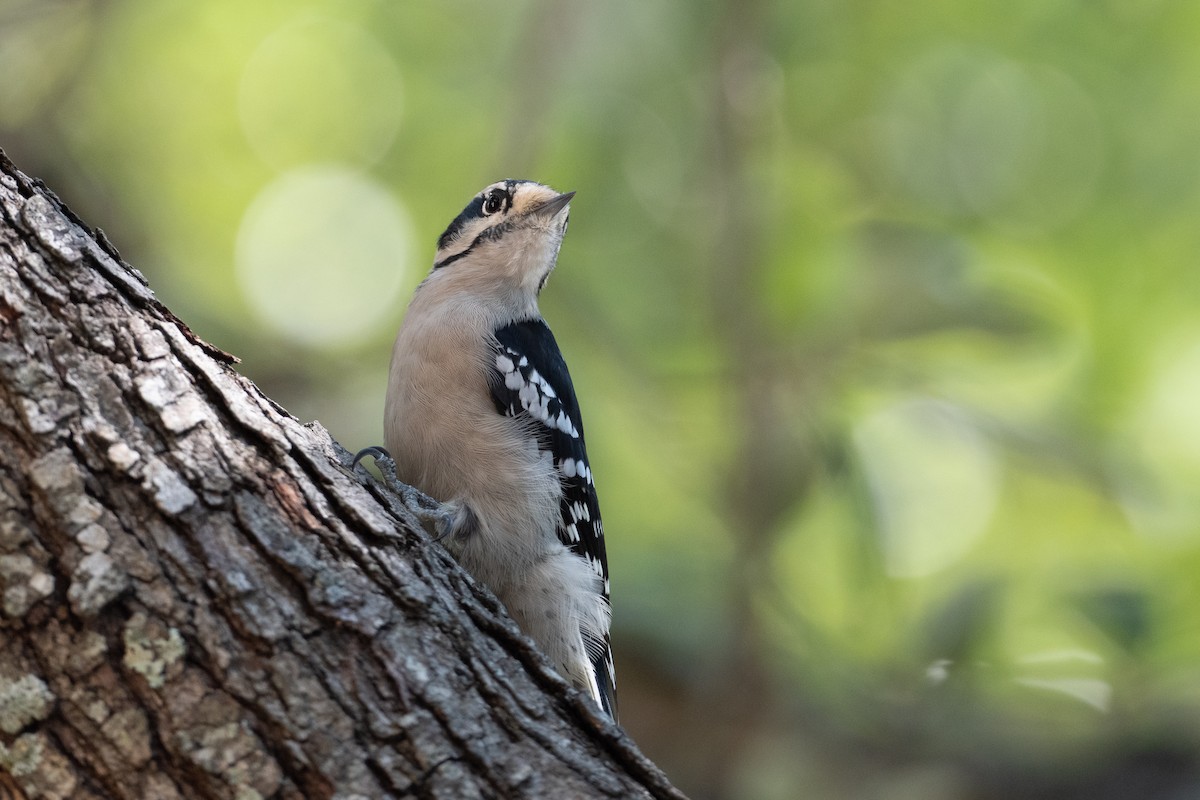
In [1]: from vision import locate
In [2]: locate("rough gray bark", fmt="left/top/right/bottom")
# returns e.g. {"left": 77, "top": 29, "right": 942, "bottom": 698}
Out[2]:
{"left": 0, "top": 151, "right": 684, "bottom": 800}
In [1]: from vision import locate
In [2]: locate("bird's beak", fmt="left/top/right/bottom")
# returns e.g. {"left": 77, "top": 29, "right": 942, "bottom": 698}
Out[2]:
{"left": 529, "top": 191, "right": 575, "bottom": 219}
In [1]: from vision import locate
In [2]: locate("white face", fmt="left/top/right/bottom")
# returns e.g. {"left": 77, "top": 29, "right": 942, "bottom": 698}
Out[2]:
{"left": 432, "top": 181, "right": 573, "bottom": 292}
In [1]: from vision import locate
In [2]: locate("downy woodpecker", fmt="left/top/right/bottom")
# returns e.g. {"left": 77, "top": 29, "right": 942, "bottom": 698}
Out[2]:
{"left": 371, "top": 180, "right": 615, "bottom": 719}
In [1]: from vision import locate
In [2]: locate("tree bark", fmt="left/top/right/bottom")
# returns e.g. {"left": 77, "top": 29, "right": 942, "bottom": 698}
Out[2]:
{"left": 0, "top": 151, "right": 684, "bottom": 800}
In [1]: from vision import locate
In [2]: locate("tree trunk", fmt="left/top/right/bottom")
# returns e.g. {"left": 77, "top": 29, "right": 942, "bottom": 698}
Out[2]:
{"left": 0, "top": 151, "right": 684, "bottom": 800}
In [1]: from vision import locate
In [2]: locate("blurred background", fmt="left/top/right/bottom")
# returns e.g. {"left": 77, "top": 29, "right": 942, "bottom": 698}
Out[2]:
{"left": 5, "top": 0, "right": 1200, "bottom": 797}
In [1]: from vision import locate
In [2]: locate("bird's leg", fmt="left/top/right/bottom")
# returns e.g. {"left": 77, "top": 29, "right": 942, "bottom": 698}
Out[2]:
{"left": 351, "top": 446, "right": 464, "bottom": 542}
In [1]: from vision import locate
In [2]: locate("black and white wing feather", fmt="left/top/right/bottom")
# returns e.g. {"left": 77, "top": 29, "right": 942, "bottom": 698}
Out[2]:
{"left": 489, "top": 318, "right": 616, "bottom": 719}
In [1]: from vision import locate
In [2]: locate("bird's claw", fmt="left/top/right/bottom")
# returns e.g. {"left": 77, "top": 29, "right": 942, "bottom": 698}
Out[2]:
{"left": 352, "top": 445, "right": 394, "bottom": 474}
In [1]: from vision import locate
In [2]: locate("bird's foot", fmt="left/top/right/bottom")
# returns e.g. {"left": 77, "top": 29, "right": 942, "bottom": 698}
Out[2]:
{"left": 351, "top": 446, "right": 459, "bottom": 541}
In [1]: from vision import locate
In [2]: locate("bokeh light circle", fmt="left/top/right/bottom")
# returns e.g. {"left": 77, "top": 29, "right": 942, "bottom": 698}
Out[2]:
{"left": 1120, "top": 335, "right": 1200, "bottom": 538}
{"left": 235, "top": 166, "right": 414, "bottom": 348}
{"left": 878, "top": 45, "right": 1104, "bottom": 233}
{"left": 854, "top": 398, "right": 999, "bottom": 578}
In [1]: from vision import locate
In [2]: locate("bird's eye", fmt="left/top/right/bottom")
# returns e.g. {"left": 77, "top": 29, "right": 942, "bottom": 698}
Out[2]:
{"left": 482, "top": 191, "right": 505, "bottom": 215}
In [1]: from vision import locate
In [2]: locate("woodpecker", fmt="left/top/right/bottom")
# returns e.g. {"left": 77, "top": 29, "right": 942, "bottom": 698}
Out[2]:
{"left": 366, "top": 180, "right": 615, "bottom": 719}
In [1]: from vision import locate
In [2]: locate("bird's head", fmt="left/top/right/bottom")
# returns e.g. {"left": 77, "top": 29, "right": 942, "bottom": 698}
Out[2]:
{"left": 430, "top": 180, "right": 574, "bottom": 300}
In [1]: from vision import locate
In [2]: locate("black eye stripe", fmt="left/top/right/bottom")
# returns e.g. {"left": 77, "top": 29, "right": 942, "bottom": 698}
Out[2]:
{"left": 433, "top": 179, "right": 535, "bottom": 262}
{"left": 432, "top": 219, "right": 514, "bottom": 270}
{"left": 436, "top": 187, "right": 503, "bottom": 250}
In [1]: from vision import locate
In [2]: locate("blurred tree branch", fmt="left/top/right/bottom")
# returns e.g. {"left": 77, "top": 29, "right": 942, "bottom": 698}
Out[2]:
{"left": 674, "top": 0, "right": 793, "bottom": 795}
{"left": 0, "top": 151, "right": 684, "bottom": 800}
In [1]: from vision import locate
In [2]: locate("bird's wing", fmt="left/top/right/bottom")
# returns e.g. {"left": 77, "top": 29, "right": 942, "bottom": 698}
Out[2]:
{"left": 489, "top": 318, "right": 616, "bottom": 718}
